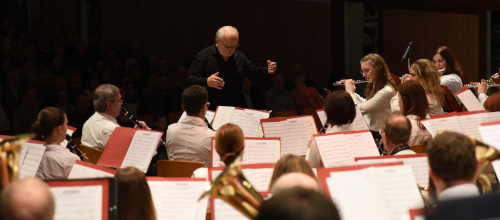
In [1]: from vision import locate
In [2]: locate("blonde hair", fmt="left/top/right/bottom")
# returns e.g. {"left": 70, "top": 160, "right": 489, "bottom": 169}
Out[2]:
{"left": 268, "top": 154, "right": 317, "bottom": 190}
{"left": 360, "top": 53, "right": 396, "bottom": 99}
{"left": 411, "top": 59, "right": 444, "bottom": 105}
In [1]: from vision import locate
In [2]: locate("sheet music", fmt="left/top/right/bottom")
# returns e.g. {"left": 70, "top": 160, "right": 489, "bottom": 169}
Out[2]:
{"left": 282, "top": 118, "right": 311, "bottom": 156}
{"left": 212, "top": 106, "right": 235, "bottom": 130}
{"left": 456, "top": 88, "right": 486, "bottom": 111}
{"left": 241, "top": 168, "right": 274, "bottom": 192}
{"left": 121, "top": 130, "right": 162, "bottom": 172}
{"left": 179, "top": 110, "right": 216, "bottom": 124}
{"left": 344, "top": 132, "right": 380, "bottom": 158}
{"left": 302, "top": 115, "right": 318, "bottom": 136}
{"left": 148, "top": 180, "right": 209, "bottom": 220}
{"left": 60, "top": 129, "right": 75, "bottom": 148}
{"left": 50, "top": 185, "right": 102, "bottom": 220}
{"left": 314, "top": 134, "right": 354, "bottom": 167}
{"left": 19, "top": 143, "right": 46, "bottom": 178}
{"left": 213, "top": 198, "right": 247, "bottom": 220}
{"left": 230, "top": 109, "right": 262, "bottom": 137}
{"left": 482, "top": 111, "right": 500, "bottom": 123}
{"left": 479, "top": 123, "right": 500, "bottom": 151}
{"left": 316, "top": 109, "right": 327, "bottom": 125}
{"left": 261, "top": 121, "right": 285, "bottom": 138}
{"left": 326, "top": 169, "right": 391, "bottom": 220}
{"left": 242, "top": 139, "right": 280, "bottom": 164}
{"left": 352, "top": 105, "right": 370, "bottom": 130}
{"left": 492, "top": 161, "right": 500, "bottom": 182}
{"left": 457, "top": 113, "right": 484, "bottom": 140}
{"left": 68, "top": 163, "right": 115, "bottom": 179}
{"left": 253, "top": 110, "right": 269, "bottom": 138}
{"left": 421, "top": 116, "right": 460, "bottom": 137}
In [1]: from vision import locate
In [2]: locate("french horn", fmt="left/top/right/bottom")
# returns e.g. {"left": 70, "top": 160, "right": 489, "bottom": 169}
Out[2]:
{"left": 0, "top": 133, "right": 33, "bottom": 190}
{"left": 473, "top": 137, "right": 500, "bottom": 195}
{"left": 199, "top": 155, "right": 263, "bottom": 219}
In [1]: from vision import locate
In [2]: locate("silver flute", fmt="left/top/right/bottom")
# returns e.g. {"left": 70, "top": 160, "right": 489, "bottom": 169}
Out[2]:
{"left": 332, "top": 79, "right": 371, "bottom": 86}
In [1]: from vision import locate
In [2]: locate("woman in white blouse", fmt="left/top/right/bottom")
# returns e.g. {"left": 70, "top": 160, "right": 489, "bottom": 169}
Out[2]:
{"left": 397, "top": 80, "right": 432, "bottom": 145}
{"left": 433, "top": 46, "right": 464, "bottom": 102}
{"left": 345, "top": 53, "right": 396, "bottom": 140}
{"left": 398, "top": 59, "right": 444, "bottom": 115}
{"left": 33, "top": 107, "right": 80, "bottom": 180}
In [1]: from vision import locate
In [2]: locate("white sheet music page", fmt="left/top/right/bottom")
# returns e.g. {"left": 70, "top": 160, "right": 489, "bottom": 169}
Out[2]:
{"left": 50, "top": 185, "right": 102, "bottom": 220}
{"left": 19, "top": 142, "right": 46, "bottom": 178}
{"left": 60, "top": 128, "right": 75, "bottom": 148}
{"left": 68, "top": 163, "right": 115, "bottom": 179}
{"left": 251, "top": 110, "right": 269, "bottom": 138}
{"left": 316, "top": 109, "right": 327, "bottom": 125}
{"left": 261, "top": 121, "right": 285, "bottom": 138}
{"left": 478, "top": 122, "right": 500, "bottom": 151}
{"left": 121, "top": 130, "right": 162, "bottom": 172}
{"left": 314, "top": 134, "right": 354, "bottom": 167}
{"left": 352, "top": 105, "right": 370, "bottom": 130}
{"left": 326, "top": 169, "right": 391, "bottom": 220}
{"left": 206, "top": 110, "right": 216, "bottom": 124}
{"left": 456, "top": 88, "right": 486, "bottom": 111}
{"left": 148, "top": 180, "right": 209, "bottom": 220}
{"left": 212, "top": 106, "right": 235, "bottom": 130}
{"left": 242, "top": 139, "right": 280, "bottom": 164}
{"left": 230, "top": 109, "right": 262, "bottom": 137}
{"left": 481, "top": 111, "right": 500, "bottom": 123}
{"left": 213, "top": 198, "right": 247, "bottom": 220}
{"left": 301, "top": 115, "right": 318, "bottom": 136}
{"left": 241, "top": 168, "right": 274, "bottom": 192}
{"left": 421, "top": 116, "right": 460, "bottom": 137}
{"left": 344, "top": 131, "right": 380, "bottom": 158}
{"left": 492, "top": 161, "right": 500, "bottom": 182}
{"left": 373, "top": 165, "right": 425, "bottom": 219}
{"left": 282, "top": 118, "right": 311, "bottom": 156}
{"left": 457, "top": 113, "right": 484, "bottom": 140}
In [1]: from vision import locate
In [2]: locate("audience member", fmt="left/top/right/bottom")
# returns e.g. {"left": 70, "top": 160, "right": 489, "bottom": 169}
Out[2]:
{"left": 289, "top": 73, "right": 315, "bottom": 114}
{"left": 256, "top": 187, "right": 340, "bottom": 220}
{"left": 54, "top": 89, "right": 76, "bottom": 115}
{"left": 0, "top": 177, "right": 55, "bottom": 220}
{"left": 143, "top": 73, "right": 181, "bottom": 115}
{"left": 32, "top": 107, "right": 80, "bottom": 180}
{"left": 380, "top": 114, "right": 416, "bottom": 155}
{"left": 166, "top": 85, "right": 215, "bottom": 167}
{"left": 241, "top": 77, "right": 265, "bottom": 110}
{"left": 264, "top": 73, "right": 295, "bottom": 113}
{"left": 269, "top": 154, "right": 317, "bottom": 190}
{"left": 427, "top": 131, "right": 479, "bottom": 202}
{"left": 81, "top": 84, "right": 122, "bottom": 150}
{"left": 115, "top": 167, "right": 156, "bottom": 220}
{"left": 12, "top": 86, "right": 39, "bottom": 134}
{"left": 307, "top": 90, "right": 356, "bottom": 167}
{"left": 67, "top": 92, "right": 93, "bottom": 138}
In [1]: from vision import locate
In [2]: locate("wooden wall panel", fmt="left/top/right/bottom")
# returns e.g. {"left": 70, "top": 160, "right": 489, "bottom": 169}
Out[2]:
{"left": 382, "top": 9, "right": 479, "bottom": 82}
{"left": 98, "top": 0, "right": 332, "bottom": 88}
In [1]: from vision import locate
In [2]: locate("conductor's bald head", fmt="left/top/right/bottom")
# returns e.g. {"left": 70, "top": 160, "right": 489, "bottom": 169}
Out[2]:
{"left": 215, "top": 26, "right": 240, "bottom": 58}
{"left": 1, "top": 177, "right": 55, "bottom": 220}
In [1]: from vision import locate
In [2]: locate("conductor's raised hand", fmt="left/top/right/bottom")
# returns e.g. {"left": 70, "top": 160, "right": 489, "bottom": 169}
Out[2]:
{"left": 207, "top": 72, "right": 225, "bottom": 89}
{"left": 267, "top": 60, "right": 277, "bottom": 74}
{"left": 344, "top": 79, "right": 356, "bottom": 94}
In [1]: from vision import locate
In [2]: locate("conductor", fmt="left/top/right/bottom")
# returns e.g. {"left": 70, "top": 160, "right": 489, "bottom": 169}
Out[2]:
{"left": 187, "top": 26, "right": 277, "bottom": 110}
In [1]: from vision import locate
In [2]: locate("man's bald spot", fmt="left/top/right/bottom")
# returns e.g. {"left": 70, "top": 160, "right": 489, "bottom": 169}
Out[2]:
{"left": 271, "top": 172, "right": 321, "bottom": 195}
{"left": 215, "top": 26, "right": 239, "bottom": 41}
{"left": 1, "top": 177, "right": 55, "bottom": 220}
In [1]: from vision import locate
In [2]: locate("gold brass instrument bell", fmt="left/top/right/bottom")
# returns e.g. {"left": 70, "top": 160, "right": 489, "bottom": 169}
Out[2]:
{"left": 199, "top": 155, "right": 263, "bottom": 219}
{"left": 473, "top": 137, "right": 500, "bottom": 195}
{"left": 0, "top": 133, "right": 33, "bottom": 190}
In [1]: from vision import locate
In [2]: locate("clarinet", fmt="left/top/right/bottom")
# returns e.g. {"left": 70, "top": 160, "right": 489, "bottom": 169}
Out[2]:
{"left": 66, "top": 134, "right": 85, "bottom": 160}
{"left": 120, "top": 107, "right": 148, "bottom": 129}
{"left": 319, "top": 123, "right": 329, "bottom": 134}
{"left": 204, "top": 117, "right": 215, "bottom": 131}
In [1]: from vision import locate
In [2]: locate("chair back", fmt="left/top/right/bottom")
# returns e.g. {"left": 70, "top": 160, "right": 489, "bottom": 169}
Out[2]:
{"left": 138, "top": 115, "right": 154, "bottom": 128}
{"left": 441, "top": 85, "right": 461, "bottom": 112}
{"left": 157, "top": 160, "right": 204, "bottom": 177}
{"left": 168, "top": 111, "right": 184, "bottom": 125}
{"left": 410, "top": 143, "right": 427, "bottom": 154}
{"left": 79, "top": 144, "right": 103, "bottom": 164}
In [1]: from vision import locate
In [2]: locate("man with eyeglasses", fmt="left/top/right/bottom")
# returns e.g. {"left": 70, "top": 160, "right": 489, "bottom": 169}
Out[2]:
{"left": 187, "top": 26, "right": 277, "bottom": 110}
{"left": 81, "top": 84, "right": 123, "bottom": 150}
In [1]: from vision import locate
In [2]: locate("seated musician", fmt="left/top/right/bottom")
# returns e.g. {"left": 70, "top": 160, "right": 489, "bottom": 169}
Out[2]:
{"left": 427, "top": 131, "right": 479, "bottom": 202}
{"left": 380, "top": 114, "right": 416, "bottom": 155}
{"left": 306, "top": 90, "right": 356, "bottom": 168}
{"left": 32, "top": 107, "right": 81, "bottom": 180}
{"left": 271, "top": 172, "right": 321, "bottom": 195}
{"left": 166, "top": 85, "right": 215, "bottom": 167}
{"left": 81, "top": 84, "right": 122, "bottom": 150}
{"left": 269, "top": 154, "right": 317, "bottom": 191}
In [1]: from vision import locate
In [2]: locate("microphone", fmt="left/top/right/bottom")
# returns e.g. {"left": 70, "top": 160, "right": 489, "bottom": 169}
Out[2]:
{"left": 400, "top": 41, "right": 414, "bottom": 62}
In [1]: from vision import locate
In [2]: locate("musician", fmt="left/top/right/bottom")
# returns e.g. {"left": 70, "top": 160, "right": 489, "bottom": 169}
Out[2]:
{"left": 32, "top": 107, "right": 81, "bottom": 180}
{"left": 81, "top": 84, "right": 122, "bottom": 150}
{"left": 380, "top": 114, "right": 416, "bottom": 155}
{"left": 269, "top": 154, "right": 317, "bottom": 191}
{"left": 345, "top": 53, "right": 396, "bottom": 140}
{"left": 257, "top": 187, "right": 341, "bottom": 220}
{"left": 166, "top": 85, "right": 215, "bottom": 167}
{"left": 186, "top": 26, "right": 277, "bottom": 110}
{"left": 0, "top": 177, "right": 55, "bottom": 220}
{"left": 115, "top": 167, "right": 156, "bottom": 220}
{"left": 400, "top": 59, "right": 444, "bottom": 115}
{"left": 474, "top": 81, "right": 489, "bottom": 105}
{"left": 396, "top": 81, "right": 432, "bottom": 145}
{"left": 433, "top": 46, "right": 465, "bottom": 96}
{"left": 306, "top": 90, "right": 356, "bottom": 168}
{"left": 427, "top": 131, "right": 479, "bottom": 201}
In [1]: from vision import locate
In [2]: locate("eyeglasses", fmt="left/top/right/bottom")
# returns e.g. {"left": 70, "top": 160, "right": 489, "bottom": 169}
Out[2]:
{"left": 219, "top": 40, "right": 239, "bottom": 50}
{"left": 109, "top": 99, "right": 124, "bottom": 104}
{"left": 378, "top": 129, "right": 384, "bottom": 135}
{"left": 206, "top": 102, "right": 210, "bottom": 108}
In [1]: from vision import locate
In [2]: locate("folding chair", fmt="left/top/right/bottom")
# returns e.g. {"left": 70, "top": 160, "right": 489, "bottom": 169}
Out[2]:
{"left": 78, "top": 144, "right": 103, "bottom": 164}
{"left": 156, "top": 160, "right": 204, "bottom": 177}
